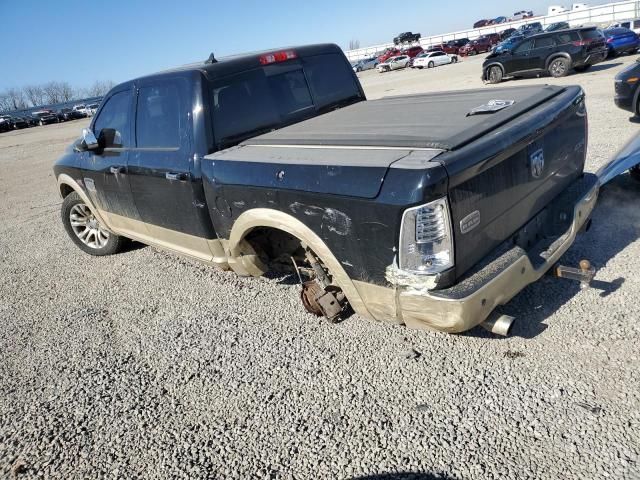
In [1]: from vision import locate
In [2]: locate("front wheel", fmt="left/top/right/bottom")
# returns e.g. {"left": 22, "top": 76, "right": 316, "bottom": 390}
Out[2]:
{"left": 451, "top": 56, "right": 458, "bottom": 63}
{"left": 548, "top": 57, "right": 570, "bottom": 78}
{"left": 486, "top": 66, "right": 503, "bottom": 84}
{"left": 428, "top": 61, "right": 434, "bottom": 68}
{"left": 61, "top": 192, "right": 125, "bottom": 256}
{"left": 38, "top": 120, "right": 43, "bottom": 126}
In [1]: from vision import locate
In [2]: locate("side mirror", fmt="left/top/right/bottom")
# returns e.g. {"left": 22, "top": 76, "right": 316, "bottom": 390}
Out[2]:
{"left": 98, "top": 128, "right": 121, "bottom": 149}
{"left": 76, "top": 128, "right": 99, "bottom": 151}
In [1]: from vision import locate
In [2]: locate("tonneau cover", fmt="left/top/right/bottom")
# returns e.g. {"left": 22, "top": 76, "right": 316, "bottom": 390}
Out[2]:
{"left": 244, "top": 85, "right": 566, "bottom": 151}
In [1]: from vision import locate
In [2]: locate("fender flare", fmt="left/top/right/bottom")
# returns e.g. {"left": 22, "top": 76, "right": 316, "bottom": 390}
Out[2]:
{"left": 545, "top": 53, "right": 571, "bottom": 70}
{"left": 227, "top": 208, "right": 372, "bottom": 319}
{"left": 56, "top": 173, "right": 112, "bottom": 232}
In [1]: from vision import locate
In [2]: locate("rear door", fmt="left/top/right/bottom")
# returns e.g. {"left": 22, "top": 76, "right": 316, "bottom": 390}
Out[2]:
{"left": 128, "top": 75, "right": 214, "bottom": 261}
{"left": 530, "top": 36, "right": 556, "bottom": 70}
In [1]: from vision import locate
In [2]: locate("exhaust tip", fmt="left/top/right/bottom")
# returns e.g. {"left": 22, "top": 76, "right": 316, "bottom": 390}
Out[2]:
{"left": 481, "top": 313, "right": 515, "bottom": 337}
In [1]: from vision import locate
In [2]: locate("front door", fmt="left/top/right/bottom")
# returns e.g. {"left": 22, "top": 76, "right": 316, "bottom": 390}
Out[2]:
{"left": 505, "top": 39, "right": 534, "bottom": 74}
{"left": 128, "top": 76, "right": 214, "bottom": 261}
{"left": 82, "top": 87, "right": 142, "bottom": 235}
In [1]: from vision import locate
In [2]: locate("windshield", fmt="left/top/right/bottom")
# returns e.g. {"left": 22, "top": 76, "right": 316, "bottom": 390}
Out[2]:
{"left": 210, "top": 53, "right": 362, "bottom": 150}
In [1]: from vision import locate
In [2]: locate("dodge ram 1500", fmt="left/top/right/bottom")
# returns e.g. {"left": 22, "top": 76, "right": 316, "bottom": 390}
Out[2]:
{"left": 53, "top": 43, "right": 637, "bottom": 335}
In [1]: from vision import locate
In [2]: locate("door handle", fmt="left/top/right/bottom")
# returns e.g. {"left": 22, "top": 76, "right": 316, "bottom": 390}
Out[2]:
{"left": 165, "top": 172, "right": 189, "bottom": 181}
{"left": 110, "top": 166, "right": 125, "bottom": 174}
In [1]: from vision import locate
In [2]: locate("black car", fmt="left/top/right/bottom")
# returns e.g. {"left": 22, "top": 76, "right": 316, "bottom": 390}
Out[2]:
{"left": 518, "top": 22, "right": 543, "bottom": 36}
{"left": 9, "top": 116, "right": 29, "bottom": 129}
{"left": 58, "top": 108, "right": 86, "bottom": 121}
{"left": 483, "top": 27, "right": 607, "bottom": 83}
{"left": 500, "top": 28, "right": 517, "bottom": 40}
{"left": 393, "top": 32, "right": 421, "bottom": 45}
{"left": 31, "top": 110, "right": 60, "bottom": 126}
{"left": 614, "top": 59, "right": 640, "bottom": 115}
{"left": 545, "top": 22, "right": 570, "bottom": 32}
{"left": 0, "top": 115, "right": 12, "bottom": 132}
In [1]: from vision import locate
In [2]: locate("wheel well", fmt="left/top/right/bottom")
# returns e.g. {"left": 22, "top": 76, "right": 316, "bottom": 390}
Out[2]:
{"left": 60, "top": 183, "right": 74, "bottom": 198}
{"left": 243, "top": 227, "right": 306, "bottom": 273}
{"left": 545, "top": 53, "right": 571, "bottom": 69}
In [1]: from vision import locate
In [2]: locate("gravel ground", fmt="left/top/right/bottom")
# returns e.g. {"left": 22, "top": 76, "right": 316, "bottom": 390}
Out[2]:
{"left": 1, "top": 54, "right": 639, "bottom": 480}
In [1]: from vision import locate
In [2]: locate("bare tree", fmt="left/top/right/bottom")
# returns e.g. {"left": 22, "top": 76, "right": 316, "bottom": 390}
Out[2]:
{"left": 348, "top": 39, "right": 361, "bottom": 50}
{"left": 43, "top": 81, "right": 63, "bottom": 105}
{"left": 0, "top": 93, "right": 13, "bottom": 113}
{"left": 87, "top": 80, "right": 115, "bottom": 97}
{"left": 59, "top": 81, "right": 75, "bottom": 102}
{"left": 24, "top": 85, "right": 46, "bottom": 107}
{"left": 5, "top": 88, "right": 28, "bottom": 110}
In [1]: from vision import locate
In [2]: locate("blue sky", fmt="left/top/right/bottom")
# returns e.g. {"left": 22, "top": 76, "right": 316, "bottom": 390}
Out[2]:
{"left": 2, "top": 0, "right": 577, "bottom": 90}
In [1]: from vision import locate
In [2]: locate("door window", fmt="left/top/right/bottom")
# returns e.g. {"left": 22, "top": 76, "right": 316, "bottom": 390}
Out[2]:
{"left": 534, "top": 37, "right": 556, "bottom": 48}
{"left": 136, "top": 83, "right": 182, "bottom": 148}
{"left": 93, "top": 90, "right": 131, "bottom": 147}
{"left": 513, "top": 40, "right": 533, "bottom": 53}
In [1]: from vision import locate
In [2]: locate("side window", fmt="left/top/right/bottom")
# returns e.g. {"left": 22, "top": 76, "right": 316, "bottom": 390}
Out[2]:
{"left": 556, "top": 31, "right": 580, "bottom": 44}
{"left": 534, "top": 37, "right": 555, "bottom": 48}
{"left": 93, "top": 90, "right": 131, "bottom": 147}
{"left": 513, "top": 40, "right": 533, "bottom": 54}
{"left": 136, "top": 82, "right": 182, "bottom": 148}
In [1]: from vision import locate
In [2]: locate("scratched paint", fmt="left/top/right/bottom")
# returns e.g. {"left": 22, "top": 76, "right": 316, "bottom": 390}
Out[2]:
{"left": 289, "top": 202, "right": 352, "bottom": 236}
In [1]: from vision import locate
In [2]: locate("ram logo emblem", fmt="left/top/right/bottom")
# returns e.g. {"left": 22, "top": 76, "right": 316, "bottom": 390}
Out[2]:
{"left": 530, "top": 149, "right": 545, "bottom": 178}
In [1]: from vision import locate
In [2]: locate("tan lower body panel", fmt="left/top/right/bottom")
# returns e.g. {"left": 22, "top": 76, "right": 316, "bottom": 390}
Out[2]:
{"left": 99, "top": 210, "right": 229, "bottom": 268}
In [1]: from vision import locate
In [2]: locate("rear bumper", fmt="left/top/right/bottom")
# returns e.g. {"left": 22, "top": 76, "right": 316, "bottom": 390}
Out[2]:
{"left": 356, "top": 174, "right": 599, "bottom": 333}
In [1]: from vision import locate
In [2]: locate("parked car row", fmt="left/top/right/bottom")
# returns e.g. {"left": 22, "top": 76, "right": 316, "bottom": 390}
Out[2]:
{"left": 473, "top": 10, "right": 534, "bottom": 28}
{"left": 0, "top": 101, "right": 101, "bottom": 134}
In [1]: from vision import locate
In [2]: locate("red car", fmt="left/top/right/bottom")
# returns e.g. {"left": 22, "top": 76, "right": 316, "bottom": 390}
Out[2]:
{"left": 378, "top": 48, "right": 402, "bottom": 63}
{"left": 459, "top": 35, "right": 500, "bottom": 55}
{"left": 402, "top": 45, "right": 424, "bottom": 58}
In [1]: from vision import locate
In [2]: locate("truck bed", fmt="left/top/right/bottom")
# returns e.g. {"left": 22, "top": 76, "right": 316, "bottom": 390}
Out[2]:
{"left": 244, "top": 85, "right": 566, "bottom": 151}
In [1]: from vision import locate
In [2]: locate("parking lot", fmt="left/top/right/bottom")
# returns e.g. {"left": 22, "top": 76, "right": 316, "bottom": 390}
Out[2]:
{"left": 1, "top": 53, "right": 639, "bottom": 479}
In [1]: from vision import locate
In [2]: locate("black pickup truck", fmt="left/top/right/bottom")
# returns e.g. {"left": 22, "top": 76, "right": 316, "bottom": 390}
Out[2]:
{"left": 54, "top": 43, "right": 631, "bottom": 335}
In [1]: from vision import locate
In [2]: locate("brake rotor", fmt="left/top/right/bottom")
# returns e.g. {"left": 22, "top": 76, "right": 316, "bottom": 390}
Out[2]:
{"left": 300, "top": 280, "right": 325, "bottom": 316}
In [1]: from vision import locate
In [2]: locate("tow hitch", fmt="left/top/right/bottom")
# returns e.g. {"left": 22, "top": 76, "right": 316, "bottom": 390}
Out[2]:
{"left": 293, "top": 250, "right": 349, "bottom": 323}
{"left": 553, "top": 259, "right": 596, "bottom": 289}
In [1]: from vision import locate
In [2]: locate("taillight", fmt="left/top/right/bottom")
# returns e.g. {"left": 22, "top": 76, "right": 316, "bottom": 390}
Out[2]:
{"left": 572, "top": 39, "right": 592, "bottom": 46}
{"left": 399, "top": 197, "right": 454, "bottom": 275}
{"left": 259, "top": 50, "right": 297, "bottom": 65}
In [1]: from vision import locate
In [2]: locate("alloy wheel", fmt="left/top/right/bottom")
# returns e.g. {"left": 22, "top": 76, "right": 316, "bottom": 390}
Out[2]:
{"left": 69, "top": 203, "right": 110, "bottom": 249}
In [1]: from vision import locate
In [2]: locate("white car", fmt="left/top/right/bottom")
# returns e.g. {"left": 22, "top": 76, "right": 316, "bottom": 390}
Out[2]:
{"left": 377, "top": 55, "right": 410, "bottom": 72}
{"left": 72, "top": 104, "right": 89, "bottom": 117}
{"left": 412, "top": 51, "right": 458, "bottom": 69}
{"left": 87, "top": 103, "right": 99, "bottom": 116}
{"left": 353, "top": 57, "right": 379, "bottom": 72}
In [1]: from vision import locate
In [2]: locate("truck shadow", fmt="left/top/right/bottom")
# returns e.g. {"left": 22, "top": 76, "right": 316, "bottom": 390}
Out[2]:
{"left": 465, "top": 173, "right": 639, "bottom": 339}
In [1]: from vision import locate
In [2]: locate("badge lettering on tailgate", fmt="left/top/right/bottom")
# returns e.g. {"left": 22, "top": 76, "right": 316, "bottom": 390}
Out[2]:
{"left": 529, "top": 148, "right": 545, "bottom": 179}
{"left": 460, "top": 210, "right": 481, "bottom": 234}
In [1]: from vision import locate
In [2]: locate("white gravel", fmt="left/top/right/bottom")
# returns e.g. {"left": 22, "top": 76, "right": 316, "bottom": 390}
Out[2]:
{"left": 1, "top": 54, "right": 639, "bottom": 480}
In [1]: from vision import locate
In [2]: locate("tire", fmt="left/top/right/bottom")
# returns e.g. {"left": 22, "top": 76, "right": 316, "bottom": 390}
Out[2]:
{"left": 451, "top": 56, "right": 458, "bottom": 63}
{"left": 548, "top": 57, "right": 570, "bottom": 78}
{"left": 470, "top": 49, "right": 477, "bottom": 56}
{"left": 428, "top": 61, "right": 434, "bottom": 68}
{"left": 574, "top": 65, "right": 591, "bottom": 73}
{"left": 61, "top": 192, "right": 125, "bottom": 256}
{"left": 38, "top": 120, "right": 43, "bottom": 126}
{"left": 630, "top": 165, "right": 640, "bottom": 182}
{"left": 486, "top": 66, "right": 503, "bottom": 84}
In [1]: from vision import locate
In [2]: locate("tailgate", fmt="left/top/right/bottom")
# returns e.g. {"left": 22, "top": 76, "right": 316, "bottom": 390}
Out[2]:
{"left": 439, "top": 86, "right": 587, "bottom": 280}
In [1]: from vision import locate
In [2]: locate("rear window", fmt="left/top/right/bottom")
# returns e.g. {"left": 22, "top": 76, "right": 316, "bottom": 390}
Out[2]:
{"left": 581, "top": 29, "right": 604, "bottom": 40}
{"left": 210, "top": 53, "right": 361, "bottom": 150}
